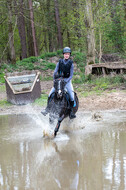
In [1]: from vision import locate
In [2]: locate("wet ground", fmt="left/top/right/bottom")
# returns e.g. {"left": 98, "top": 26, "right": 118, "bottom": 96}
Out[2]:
{"left": 0, "top": 110, "right": 126, "bottom": 190}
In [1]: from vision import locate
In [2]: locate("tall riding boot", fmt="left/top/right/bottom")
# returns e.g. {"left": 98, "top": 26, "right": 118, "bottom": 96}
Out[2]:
{"left": 41, "top": 97, "right": 50, "bottom": 116}
{"left": 69, "top": 101, "right": 76, "bottom": 119}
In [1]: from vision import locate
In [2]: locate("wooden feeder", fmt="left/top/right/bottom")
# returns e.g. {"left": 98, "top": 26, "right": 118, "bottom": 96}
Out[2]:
{"left": 4, "top": 71, "right": 41, "bottom": 105}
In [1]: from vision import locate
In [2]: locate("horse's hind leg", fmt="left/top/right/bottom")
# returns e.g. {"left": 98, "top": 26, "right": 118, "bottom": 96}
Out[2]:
{"left": 54, "top": 114, "right": 65, "bottom": 137}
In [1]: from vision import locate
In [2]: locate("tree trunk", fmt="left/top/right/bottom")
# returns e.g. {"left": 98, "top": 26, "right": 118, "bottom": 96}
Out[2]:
{"left": 54, "top": 0, "right": 63, "bottom": 49}
{"left": 72, "top": 1, "right": 81, "bottom": 39}
{"left": 24, "top": 0, "right": 34, "bottom": 57}
{"left": 15, "top": 0, "right": 27, "bottom": 59}
{"left": 26, "top": 21, "right": 35, "bottom": 57}
{"left": 47, "top": 0, "right": 54, "bottom": 52}
{"left": 28, "top": 0, "right": 38, "bottom": 56}
{"left": 99, "top": 32, "right": 102, "bottom": 63}
{"left": 7, "top": 0, "right": 16, "bottom": 64}
{"left": 85, "top": 0, "right": 95, "bottom": 65}
{"left": 95, "top": 0, "right": 102, "bottom": 63}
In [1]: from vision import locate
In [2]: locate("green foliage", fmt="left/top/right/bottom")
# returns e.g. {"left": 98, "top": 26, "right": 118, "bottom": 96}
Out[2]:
{"left": 74, "top": 74, "right": 126, "bottom": 97}
{"left": 0, "top": 85, "right": 5, "bottom": 92}
{"left": 73, "top": 52, "right": 86, "bottom": 64}
{"left": 57, "top": 50, "right": 62, "bottom": 55}
{"left": 40, "top": 50, "right": 63, "bottom": 59}
{"left": 24, "top": 62, "right": 35, "bottom": 70}
{"left": 73, "top": 73, "right": 92, "bottom": 84}
{"left": 0, "top": 0, "right": 126, "bottom": 62}
{"left": 93, "top": 81, "right": 109, "bottom": 91}
{"left": 87, "top": 75, "right": 126, "bottom": 90}
{"left": 1, "top": 64, "right": 8, "bottom": 70}
{"left": 108, "top": 75, "right": 126, "bottom": 84}
{"left": 73, "top": 52, "right": 87, "bottom": 72}
{"left": 0, "top": 99, "right": 12, "bottom": 107}
{"left": 42, "top": 76, "right": 53, "bottom": 81}
{"left": 16, "top": 61, "right": 35, "bottom": 70}
{"left": 21, "top": 56, "right": 39, "bottom": 63}
{"left": 45, "top": 62, "right": 56, "bottom": 70}
{"left": 40, "top": 52, "right": 57, "bottom": 59}
{"left": 73, "top": 77, "right": 82, "bottom": 84}
{"left": 0, "top": 72, "right": 5, "bottom": 83}
{"left": 33, "top": 94, "right": 48, "bottom": 106}
{"left": 16, "top": 56, "right": 38, "bottom": 70}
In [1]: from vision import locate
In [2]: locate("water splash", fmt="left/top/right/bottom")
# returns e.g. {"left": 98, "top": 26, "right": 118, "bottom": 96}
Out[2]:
{"left": 25, "top": 104, "right": 55, "bottom": 138}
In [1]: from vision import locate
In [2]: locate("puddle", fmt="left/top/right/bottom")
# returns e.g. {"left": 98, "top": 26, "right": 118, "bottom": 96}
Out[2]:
{"left": 0, "top": 111, "right": 126, "bottom": 190}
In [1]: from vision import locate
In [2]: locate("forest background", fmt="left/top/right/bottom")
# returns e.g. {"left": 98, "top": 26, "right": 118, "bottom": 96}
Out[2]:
{"left": 0, "top": 0, "right": 126, "bottom": 64}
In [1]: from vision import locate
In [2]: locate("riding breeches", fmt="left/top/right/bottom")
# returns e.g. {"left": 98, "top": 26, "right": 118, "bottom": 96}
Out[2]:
{"left": 49, "top": 80, "right": 74, "bottom": 101}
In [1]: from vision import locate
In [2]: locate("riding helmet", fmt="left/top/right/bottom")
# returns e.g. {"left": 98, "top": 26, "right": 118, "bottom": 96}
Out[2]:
{"left": 63, "top": 47, "right": 71, "bottom": 54}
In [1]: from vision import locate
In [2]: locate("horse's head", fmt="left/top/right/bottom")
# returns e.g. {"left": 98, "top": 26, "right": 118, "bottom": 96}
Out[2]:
{"left": 54, "top": 78, "right": 66, "bottom": 99}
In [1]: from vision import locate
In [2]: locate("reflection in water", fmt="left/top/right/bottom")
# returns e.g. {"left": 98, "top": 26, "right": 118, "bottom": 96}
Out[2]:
{"left": 0, "top": 112, "right": 126, "bottom": 190}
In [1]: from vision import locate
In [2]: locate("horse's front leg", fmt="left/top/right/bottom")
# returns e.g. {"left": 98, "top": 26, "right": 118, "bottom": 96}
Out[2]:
{"left": 54, "top": 114, "right": 65, "bottom": 137}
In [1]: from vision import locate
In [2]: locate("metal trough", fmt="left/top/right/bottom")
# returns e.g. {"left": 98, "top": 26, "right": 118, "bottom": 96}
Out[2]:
{"left": 4, "top": 71, "right": 41, "bottom": 105}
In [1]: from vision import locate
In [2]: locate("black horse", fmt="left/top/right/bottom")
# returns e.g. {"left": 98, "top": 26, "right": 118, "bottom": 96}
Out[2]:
{"left": 46, "top": 76, "right": 79, "bottom": 137}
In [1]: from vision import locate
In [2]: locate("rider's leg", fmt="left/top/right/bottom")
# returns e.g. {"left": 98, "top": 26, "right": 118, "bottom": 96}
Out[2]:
{"left": 65, "top": 81, "right": 76, "bottom": 119}
{"left": 41, "top": 87, "right": 55, "bottom": 116}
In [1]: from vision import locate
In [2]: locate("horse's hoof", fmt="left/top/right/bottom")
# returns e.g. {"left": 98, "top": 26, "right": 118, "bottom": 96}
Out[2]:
{"left": 69, "top": 114, "right": 76, "bottom": 119}
{"left": 54, "top": 131, "right": 57, "bottom": 137}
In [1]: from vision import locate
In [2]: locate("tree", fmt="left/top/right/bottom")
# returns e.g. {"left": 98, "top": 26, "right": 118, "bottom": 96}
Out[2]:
{"left": 29, "top": 0, "right": 38, "bottom": 56}
{"left": 7, "top": 0, "right": 16, "bottom": 64}
{"left": 46, "top": 0, "right": 54, "bottom": 52}
{"left": 110, "top": 0, "right": 124, "bottom": 51}
{"left": 15, "top": 0, "right": 27, "bottom": 59}
{"left": 54, "top": 0, "right": 63, "bottom": 49}
{"left": 0, "top": 0, "right": 126, "bottom": 61}
{"left": 85, "top": 0, "right": 95, "bottom": 65}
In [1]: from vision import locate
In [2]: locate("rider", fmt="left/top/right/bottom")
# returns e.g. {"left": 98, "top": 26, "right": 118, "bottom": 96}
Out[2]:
{"left": 41, "top": 47, "right": 76, "bottom": 119}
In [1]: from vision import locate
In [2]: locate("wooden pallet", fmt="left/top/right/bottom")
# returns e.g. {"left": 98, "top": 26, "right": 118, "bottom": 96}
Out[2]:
{"left": 85, "top": 61, "right": 126, "bottom": 75}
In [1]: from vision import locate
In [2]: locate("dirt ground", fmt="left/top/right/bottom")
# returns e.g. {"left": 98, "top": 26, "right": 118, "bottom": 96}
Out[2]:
{"left": 40, "top": 81, "right": 126, "bottom": 111}
{"left": 0, "top": 80, "right": 126, "bottom": 115}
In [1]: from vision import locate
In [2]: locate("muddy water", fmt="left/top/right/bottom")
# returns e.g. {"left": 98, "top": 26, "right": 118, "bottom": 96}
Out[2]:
{"left": 0, "top": 111, "right": 126, "bottom": 190}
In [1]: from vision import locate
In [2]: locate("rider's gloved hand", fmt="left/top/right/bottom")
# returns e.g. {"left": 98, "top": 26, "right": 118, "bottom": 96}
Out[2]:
{"left": 54, "top": 73, "right": 59, "bottom": 79}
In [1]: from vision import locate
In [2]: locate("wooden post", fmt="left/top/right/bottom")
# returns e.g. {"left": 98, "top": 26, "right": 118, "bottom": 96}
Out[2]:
{"left": 102, "top": 67, "right": 106, "bottom": 76}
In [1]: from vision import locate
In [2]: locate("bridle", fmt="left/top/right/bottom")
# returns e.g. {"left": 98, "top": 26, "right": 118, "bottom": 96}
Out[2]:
{"left": 54, "top": 78, "right": 65, "bottom": 99}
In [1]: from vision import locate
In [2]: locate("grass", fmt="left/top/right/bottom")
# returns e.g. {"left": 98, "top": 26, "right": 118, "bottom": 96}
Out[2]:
{"left": 80, "top": 90, "right": 102, "bottom": 97}
{"left": 0, "top": 72, "right": 5, "bottom": 83}
{"left": 73, "top": 74, "right": 126, "bottom": 98}
{"left": 1, "top": 60, "right": 56, "bottom": 73}
{"left": 42, "top": 76, "right": 53, "bottom": 81}
{"left": 32, "top": 94, "right": 48, "bottom": 106}
{"left": 79, "top": 88, "right": 119, "bottom": 98}
{"left": 0, "top": 85, "right": 5, "bottom": 92}
{"left": 0, "top": 50, "right": 86, "bottom": 73}
{"left": 40, "top": 49, "right": 63, "bottom": 59}
{"left": 0, "top": 99, "right": 12, "bottom": 107}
